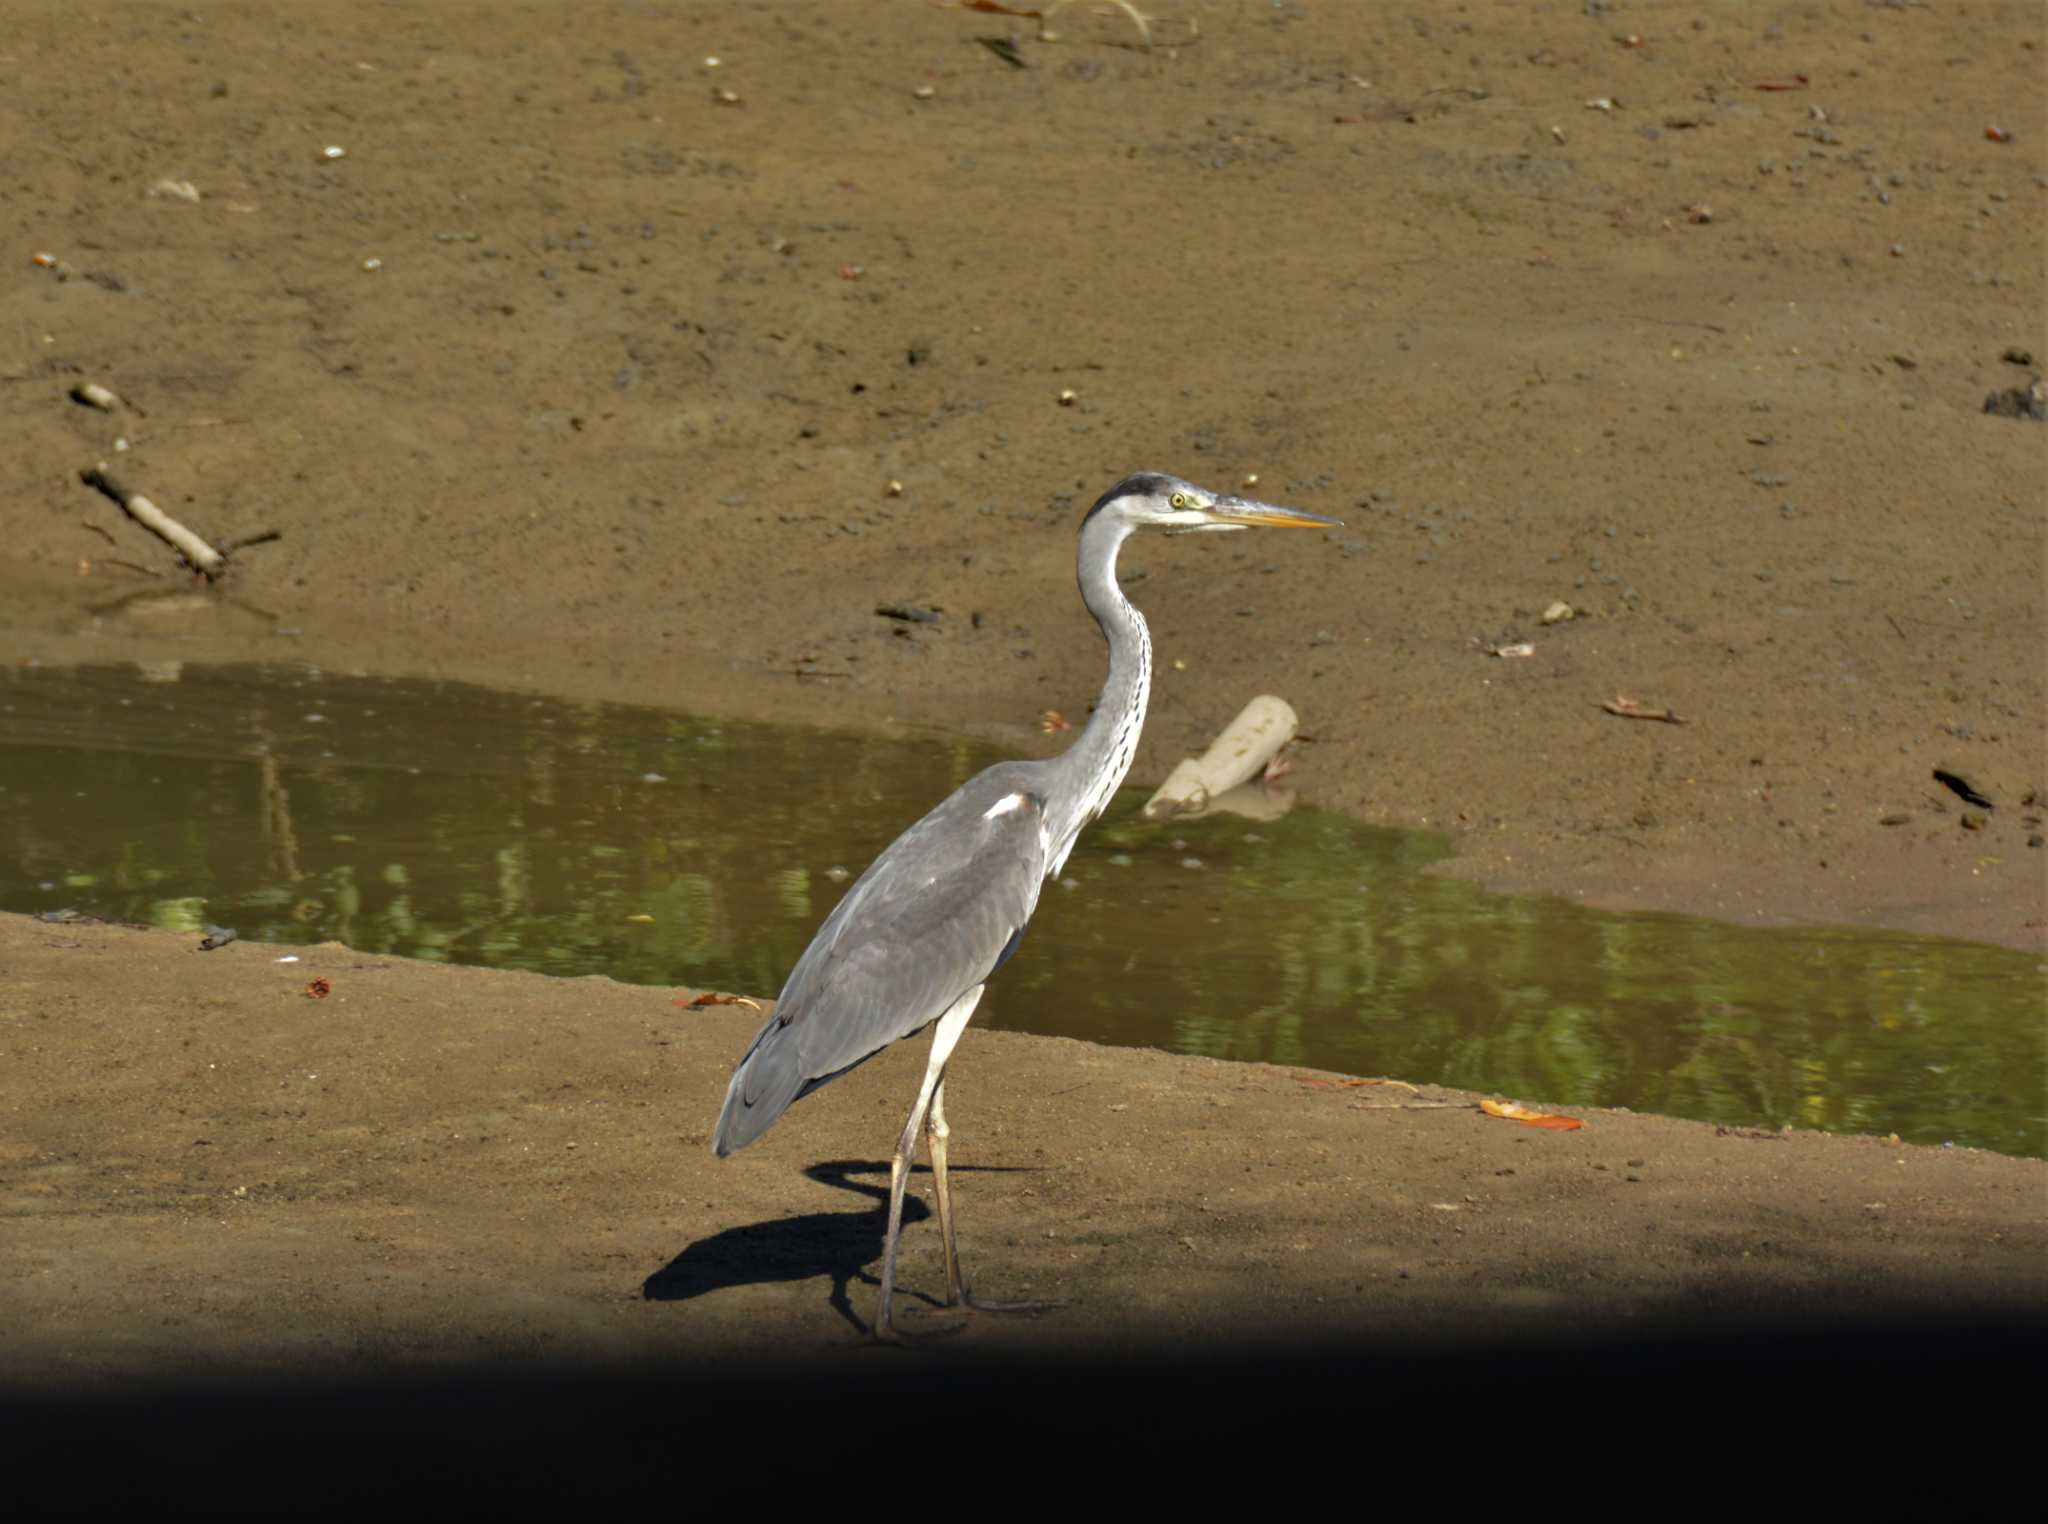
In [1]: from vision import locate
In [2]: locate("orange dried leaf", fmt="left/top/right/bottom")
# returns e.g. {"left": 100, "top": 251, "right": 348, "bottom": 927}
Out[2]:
{"left": 679, "top": 992, "right": 763, "bottom": 1011}
{"left": 1481, "top": 1097, "right": 1584, "bottom": 1131}
{"left": 303, "top": 977, "right": 332, "bottom": 1000}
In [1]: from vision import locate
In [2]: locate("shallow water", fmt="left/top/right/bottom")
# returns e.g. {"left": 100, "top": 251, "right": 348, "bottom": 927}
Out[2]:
{"left": 3, "top": 662, "right": 2041, "bottom": 1156}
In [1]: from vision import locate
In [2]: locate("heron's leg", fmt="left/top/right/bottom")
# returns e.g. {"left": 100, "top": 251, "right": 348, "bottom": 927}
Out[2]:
{"left": 927, "top": 1055, "right": 1066, "bottom": 1318}
{"left": 926, "top": 1077, "right": 965, "bottom": 1306}
{"left": 874, "top": 985, "right": 982, "bottom": 1342}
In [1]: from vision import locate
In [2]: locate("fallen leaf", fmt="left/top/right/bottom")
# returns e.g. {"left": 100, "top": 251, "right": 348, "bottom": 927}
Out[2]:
{"left": 1293, "top": 1073, "right": 1422, "bottom": 1095}
{"left": 977, "top": 36, "right": 1030, "bottom": 68}
{"left": 304, "top": 978, "right": 332, "bottom": 1000}
{"left": 1481, "top": 1097, "right": 1584, "bottom": 1131}
{"left": 679, "top": 992, "right": 763, "bottom": 1011}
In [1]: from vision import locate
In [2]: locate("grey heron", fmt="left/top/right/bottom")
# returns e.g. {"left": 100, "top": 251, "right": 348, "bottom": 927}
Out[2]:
{"left": 712, "top": 471, "right": 1338, "bottom": 1339}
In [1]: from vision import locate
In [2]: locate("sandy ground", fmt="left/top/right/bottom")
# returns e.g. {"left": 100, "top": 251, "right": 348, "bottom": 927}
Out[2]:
{"left": 0, "top": 2, "right": 2042, "bottom": 1484}
{"left": 1, "top": 911, "right": 2042, "bottom": 1506}
{"left": 4, "top": 913, "right": 2043, "bottom": 1366}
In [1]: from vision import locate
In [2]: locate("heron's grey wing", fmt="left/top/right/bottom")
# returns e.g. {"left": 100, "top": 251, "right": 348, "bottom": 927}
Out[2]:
{"left": 712, "top": 766, "right": 1050, "bottom": 1156}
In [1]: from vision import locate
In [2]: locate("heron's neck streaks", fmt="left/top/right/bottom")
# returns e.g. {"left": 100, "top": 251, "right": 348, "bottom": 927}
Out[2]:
{"left": 1043, "top": 512, "right": 1150, "bottom": 876}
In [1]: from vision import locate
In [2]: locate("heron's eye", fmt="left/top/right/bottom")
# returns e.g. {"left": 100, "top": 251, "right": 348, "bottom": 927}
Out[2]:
{"left": 1169, "top": 492, "right": 1188, "bottom": 509}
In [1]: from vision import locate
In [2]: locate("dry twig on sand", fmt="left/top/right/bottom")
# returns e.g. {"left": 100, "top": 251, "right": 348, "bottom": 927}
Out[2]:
{"left": 79, "top": 464, "right": 225, "bottom": 580}
{"left": 1601, "top": 694, "right": 1686, "bottom": 725}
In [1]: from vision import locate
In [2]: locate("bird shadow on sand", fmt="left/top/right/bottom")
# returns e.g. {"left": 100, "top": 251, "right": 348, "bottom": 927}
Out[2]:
{"left": 642, "top": 1158, "right": 1037, "bottom": 1337}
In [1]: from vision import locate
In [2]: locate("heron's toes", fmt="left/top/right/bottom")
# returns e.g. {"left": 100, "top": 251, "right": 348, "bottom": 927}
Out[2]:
{"left": 866, "top": 1325, "right": 908, "bottom": 1348}
{"left": 867, "top": 1313, "right": 971, "bottom": 1346}
{"left": 959, "top": 1291, "right": 1067, "bottom": 1316}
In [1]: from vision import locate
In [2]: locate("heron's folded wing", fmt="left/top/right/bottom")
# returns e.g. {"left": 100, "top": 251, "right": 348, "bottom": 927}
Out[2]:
{"left": 779, "top": 783, "right": 1049, "bottom": 1083}
{"left": 714, "top": 771, "right": 1049, "bottom": 1154}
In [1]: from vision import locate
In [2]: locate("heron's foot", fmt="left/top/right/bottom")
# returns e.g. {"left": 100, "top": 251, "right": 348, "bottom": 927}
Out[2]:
{"left": 951, "top": 1286, "right": 1068, "bottom": 1316}
{"left": 866, "top": 1287, "right": 973, "bottom": 1345}
{"left": 867, "top": 1311, "right": 972, "bottom": 1347}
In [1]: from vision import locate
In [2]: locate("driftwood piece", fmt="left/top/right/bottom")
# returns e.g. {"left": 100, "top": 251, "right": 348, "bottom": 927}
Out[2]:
{"left": 1601, "top": 696, "right": 1686, "bottom": 725}
{"left": 1143, "top": 695, "right": 1298, "bottom": 819}
{"left": 79, "top": 464, "right": 225, "bottom": 579}
{"left": 1183, "top": 782, "right": 1296, "bottom": 822}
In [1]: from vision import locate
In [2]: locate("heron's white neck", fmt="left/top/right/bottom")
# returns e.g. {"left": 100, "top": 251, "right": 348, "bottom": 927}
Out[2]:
{"left": 1042, "top": 513, "right": 1151, "bottom": 877}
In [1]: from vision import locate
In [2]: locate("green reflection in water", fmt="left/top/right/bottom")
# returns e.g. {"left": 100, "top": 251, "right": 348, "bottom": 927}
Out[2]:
{"left": 3, "top": 662, "right": 2041, "bottom": 1156}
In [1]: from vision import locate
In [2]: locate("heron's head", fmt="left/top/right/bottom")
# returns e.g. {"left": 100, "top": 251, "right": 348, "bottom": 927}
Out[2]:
{"left": 1084, "top": 472, "right": 1340, "bottom": 535}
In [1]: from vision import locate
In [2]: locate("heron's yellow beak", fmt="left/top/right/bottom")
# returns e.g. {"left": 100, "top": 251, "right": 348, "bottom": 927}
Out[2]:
{"left": 1192, "top": 494, "right": 1342, "bottom": 532}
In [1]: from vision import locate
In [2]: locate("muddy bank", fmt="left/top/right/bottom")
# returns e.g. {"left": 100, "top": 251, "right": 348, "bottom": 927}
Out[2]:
{"left": 3, "top": 913, "right": 2041, "bottom": 1387}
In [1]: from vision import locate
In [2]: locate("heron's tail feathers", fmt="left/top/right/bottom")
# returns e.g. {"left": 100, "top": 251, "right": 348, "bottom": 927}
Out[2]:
{"left": 711, "top": 1014, "right": 806, "bottom": 1157}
